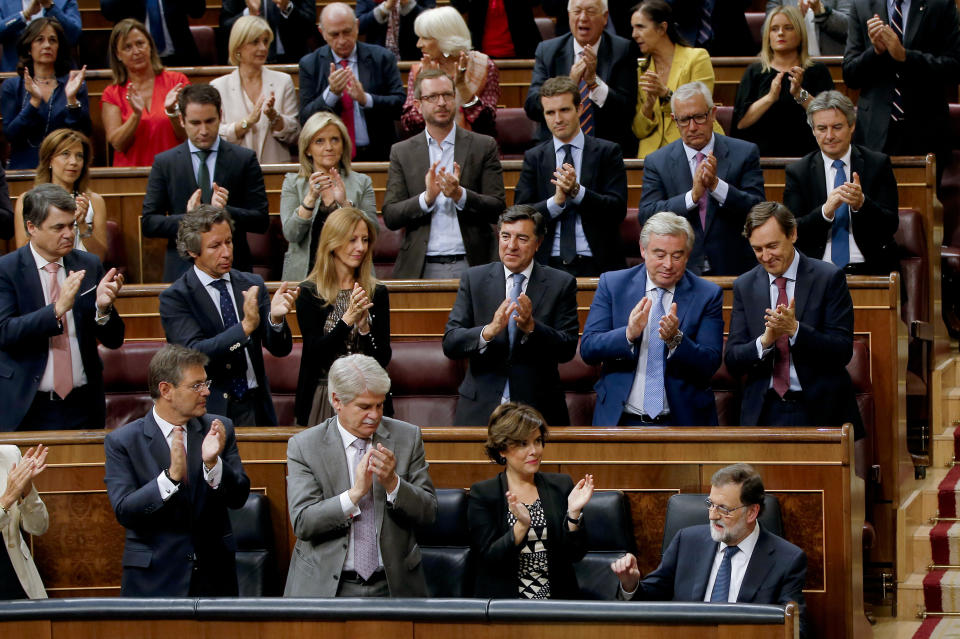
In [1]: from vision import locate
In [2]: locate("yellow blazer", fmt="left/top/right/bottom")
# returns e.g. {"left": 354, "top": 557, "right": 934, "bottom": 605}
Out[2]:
{"left": 0, "top": 445, "right": 48, "bottom": 599}
{"left": 633, "top": 45, "right": 725, "bottom": 159}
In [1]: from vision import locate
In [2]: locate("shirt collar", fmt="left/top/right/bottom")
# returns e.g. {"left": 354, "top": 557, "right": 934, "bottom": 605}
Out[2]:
{"left": 193, "top": 264, "right": 232, "bottom": 287}
{"left": 644, "top": 272, "right": 677, "bottom": 296}
{"left": 502, "top": 259, "right": 535, "bottom": 283}
{"left": 768, "top": 247, "right": 800, "bottom": 285}
{"left": 820, "top": 146, "right": 852, "bottom": 173}
{"left": 682, "top": 135, "right": 715, "bottom": 163}
{"left": 425, "top": 124, "right": 458, "bottom": 148}
{"left": 331, "top": 45, "right": 358, "bottom": 65}
{"left": 152, "top": 405, "right": 187, "bottom": 438}
{"left": 572, "top": 36, "right": 602, "bottom": 58}
{"left": 29, "top": 242, "right": 65, "bottom": 271}
{"left": 553, "top": 130, "right": 585, "bottom": 154}
{"left": 187, "top": 137, "right": 221, "bottom": 155}
{"left": 337, "top": 418, "right": 372, "bottom": 450}
{"left": 719, "top": 519, "right": 761, "bottom": 555}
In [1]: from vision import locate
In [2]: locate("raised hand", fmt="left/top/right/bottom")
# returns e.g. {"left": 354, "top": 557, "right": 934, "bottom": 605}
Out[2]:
{"left": 424, "top": 160, "right": 442, "bottom": 206}
{"left": 344, "top": 70, "right": 367, "bottom": 105}
{"left": 247, "top": 93, "right": 265, "bottom": 126}
{"left": 369, "top": 443, "right": 398, "bottom": 492}
{"left": 438, "top": 162, "right": 463, "bottom": 200}
{"left": 163, "top": 82, "right": 184, "bottom": 115}
{"left": 658, "top": 302, "right": 679, "bottom": 342}
{"left": 55, "top": 269, "right": 85, "bottom": 318}
{"left": 866, "top": 15, "right": 888, "bottom": 54}
{"left": 246, "top": 0, "right": 260, "bottom": 14}
{"left": 766, "top": 71, "right": 784, "bottom": 102}
{"left": 551, "top": 163, "right": 578, "bottom": 205}
{"left": 506, "top": 490, "right": 532, "bottom": 527}
{"left": 210, "top": 182, "right": 229, "bottom": 209}
{"left": 611, "top": 553, "right": 641, "bottom": 592}
{"left": 580, "top": 45, "right": 598, "bottom": 85}
{"left": 514, "top": 294, "right": 534, "bottom": 334}
{"left": 762, "top": 298, "right": 798, "bottom": 347}
{"left": 327, "top": 167, "right": 347, "bottom": 205}
{"left": 625, "top": 296, "right": 652, "bottom": 342}
{"left": 23, "top": 67, "right": 43, "bottom": 106}
{"left": 269, "top": 281, "right": 299, "bottom": 324}
{"left": 96, "top": 267, "right": 123, "bottom": 311}
{"left": 342, "top": 282, "right": 373, "bottom": 327}
{"left": 328, "top": 62, "right": 351, "bottom": 95}
{"left": 348, "top": 447, "right": 374, "bottom": 504}
{"left": 787, "top": 66, "right": 805, "bottom": 99}
{"left": 566, "top": 474, "right": 594, "bottom": 518}
{"left": 65, "top": 66, "right": 86, "bottom": 103}
{"left": 126, "top": 84, "right": 146, "bottom": 115}
{"left": 240, "top": 285, "right": 261, "bottom": 335}
{"left": 201, "top": 419, "right": 226, "bottom": 469}
{"left": 186, "top": 188, "right": 203, "bottom": 213}
{"left": 263, "top": 91, "right": 277, "bottom": 122}
{"left": 481, "top": 297, "right": 517, "bottom": 341}
{"left": 168, "top": 426, "right": 186, "bottom": 482}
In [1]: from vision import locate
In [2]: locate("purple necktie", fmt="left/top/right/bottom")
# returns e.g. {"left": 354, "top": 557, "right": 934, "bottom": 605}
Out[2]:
{"left": 351, "top": 438, "right": 378, "bottom": 580}
{"left": 695, "top": 152, "right": 708, "bottom": 230}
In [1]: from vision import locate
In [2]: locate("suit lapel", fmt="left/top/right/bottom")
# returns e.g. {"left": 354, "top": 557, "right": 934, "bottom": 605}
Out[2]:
{"left": 485, "top": 264, "right": 509, "bottom": 349}
{"left": 372, "top": 420, "right": 392, "bottom": 535}
{"left": 673, "top": 272, "right": 693, "bottom": 329}
{"left": 453, "top": 127, "right": 470, "bottom": 181}
{"left": 212, "top": 141, "right": 229, "bottom": 187}
{"left": 707, "top": 136, "right": 734, "bottom": 235}
{"left": 904, "top": 0, "right": 926, "bottom": 47}
{"left": 810, "top": 153, "right": 828, "bottom": 204}
{"left": 186, "top": 269, "right": 225, "bottom": 331}
{"left": 692, "top": 539, "right": 719, "bottom": 600}
{"left": 19, "top": 246, "right": 46, "bottom": 314}
{"left": 793, "top": 253, "right": 813, "bottom": 321}
{"left": 738, "top": 529, "right": 775, "bottom": 602}
{"left": 595, "top": 35, "right": 613, "bottom": 83}
{"left": 144, "top": 411, "right": 174, "bottom": 474}
{"left": 321, "top": 418, "right": 352, "bottom": 497}
{"left": 525, "top": 262, "right": 547, "bottom": 313}
{"left": 671, "top": 141, "right": 694, "bottom": 194}
{"left": 579, "top": 136, "right": 597, "bottom": 191}
{"left": 357, "top": 45, "right": 374, "bottom": 99}
{"left": 748, "top": 267, "right": 772, "bottom": 335}
{"left": 229, "top": 271, "right": 247, "bottom": 325}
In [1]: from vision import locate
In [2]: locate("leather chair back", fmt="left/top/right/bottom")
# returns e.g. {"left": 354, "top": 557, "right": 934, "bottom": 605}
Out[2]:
{"left": 228, "top": 493, "right": 280, "bottom": 595}
{"left": 574, "top": 490, "right": 637, "bottom": 600}
{"left": 246, "top": 216, "right": 287, "bottom": 282}
{"left": 560, "top": 345, "right": 602, "bottom": 426}
{"left": 620, "top": 211, "right": 643, "bottom": 267}
{"left": 189, "top": 26, "right": 218, "bottom": 66}
{"left": 496, "top": 108, "right": 539, "bottom": 159}
{"left": 416, "top": 488, "right": 473, "bottom": 597}
{"left": 374, "top": 215, "right": 403, "bottom": 280}
{"left": 661, "top": 493, "right": 783, "bottom": 555}
{"left": 100, "top": 340, "right": 163, "bottom": 430}
{"left": 387, "top": 341, "right": 464, "bottom": 426}
{"left": 895, "top": 208, "right": 928, "bottom": 325}
{"left": 262, "top": 341, "right": 301, "bottom": 426}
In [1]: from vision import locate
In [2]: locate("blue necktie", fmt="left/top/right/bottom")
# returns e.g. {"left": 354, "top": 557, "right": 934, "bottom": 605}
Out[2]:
{"left": 831, "top": 159, "right": 850, "bottom": 268}
{"left": 643, "top": 288, "right": 666, "bottom": 417}
{"left": 698, "top": 0, "right": 715, "bottom": 46}
{"left": 559, "top": 144, "right": 577, "bottom": 264}
{"left": 210, "top": 279, "right": 249, "bottom": 399}
{"left": 709, "top": 545, "right": 740, "bottom": 602}
{"left": 508, "top": 272, "right": 525, "bottom": 350}
{"left": 146, "top": 0, "right": 167, "bottom": 55}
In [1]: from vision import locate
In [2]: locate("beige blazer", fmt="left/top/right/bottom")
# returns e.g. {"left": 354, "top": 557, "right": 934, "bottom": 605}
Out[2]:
{"left": 0, "top": 445, "right": 48, "bottom": 599}
{"left": 211, "top": 67, "right": 300, "bottom": 164}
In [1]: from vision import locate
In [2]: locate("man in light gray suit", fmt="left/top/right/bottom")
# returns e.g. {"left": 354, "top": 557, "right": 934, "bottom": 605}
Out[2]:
{"left": 284, "top": 354, "right": 437, "bottom": 597}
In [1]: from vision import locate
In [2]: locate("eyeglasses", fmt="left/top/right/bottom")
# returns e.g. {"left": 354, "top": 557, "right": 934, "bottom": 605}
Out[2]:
{"left": 674, "top": 111, "right": 712, "bottom": 127}
{"left": 568, "top": 8, "right": 603, "bottom": 17}
{"left": 419, "top": 92, "right": 455, "bottom": 104}
{"left": 185, "top": 379, "right": 213, "bottom": 393}
{"left": 704, "top": 498, "right": 748, "bottom": 517}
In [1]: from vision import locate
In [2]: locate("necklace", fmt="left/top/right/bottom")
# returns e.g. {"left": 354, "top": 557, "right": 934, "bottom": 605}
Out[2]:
{"left": 34, "top": 76, "right": 55, "bottom": 85}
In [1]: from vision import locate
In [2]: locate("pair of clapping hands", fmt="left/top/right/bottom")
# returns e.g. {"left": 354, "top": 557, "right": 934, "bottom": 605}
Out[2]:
{"left": 1, "top": 445, "right": 49, "bottom": 512}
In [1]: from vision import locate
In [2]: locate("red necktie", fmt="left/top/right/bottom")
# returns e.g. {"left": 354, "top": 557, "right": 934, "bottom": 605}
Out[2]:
{"left": 43, "top": 263, "right": 73, "bottom": 400}
{"left": 384, "top": 1, "right": 400, "bottom": 59}
{"left": 339, "top": 59, "right": 357, "bottom": 159}
{"left": 772, "top": 276, "right": 790, "bottom": 397}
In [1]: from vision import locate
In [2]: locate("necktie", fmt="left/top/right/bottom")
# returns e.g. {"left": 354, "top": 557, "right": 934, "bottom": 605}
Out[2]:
{"left": 339, "top": 59, "right": 357, "bottom": 159}
{"left": 172, "top": 425, "right": 189, "bottom": 485}
{"left": 146, "top": 0, "right": 167, "bottom": 55}
{"left": 209, "top": 279, "right": 249, "bottom": 399}
{"left": 695, "top": 152, "right": 709, "bottom": 231}
{"left": 709, "top": 545, "right": 740, "bottom": 602}
{"left": 384, "top": 0, "right": 400, "bottom": 59}
{"left": 772, "top": 276, "right": 790, "bottom": 398}
{"left": 577, "top": 59, "right": 595, "bottom": 136}
{"left": 559, "top": 144, "right": 577, "bottom": 264}
{"left": 351, "top": 438, "right": 378, "bottom": 580}
{"left": 698, "top": 0, "right": 715, "bottom": 47}
{"left": 196, "top": 149, "right": 212, "bottom": 204}
{"left": 643, "top": 288, "right": 666, "bottom": 417}
{"left": 890, "top": 0, "right": 905, "bottom": 122}
{"left": 508, "top": 272, "right": 525, "bottom": 350}
{"left": 43, "top": 263, "right": 73, "bottom": 400}
{"left": 830, "top": 159, "right": 850, "bottom": 268}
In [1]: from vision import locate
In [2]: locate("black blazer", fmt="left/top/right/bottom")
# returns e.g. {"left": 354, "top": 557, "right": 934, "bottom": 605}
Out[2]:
{"left": 787, "top": 144, "right": 899, "bottom": 275}
{"left": 293, "top": 281, "right": 392, "bottom": 426}
{"left": 442, "top": 261, "right": 579, "bottom": 426}
{"left": 100, "top": 0, "right": 205, "bottom": 65}
{"left": 468, "top": 471, "right": 587, "bottom": 599}
{"left": 297, "top": 42, "right": 406, "bottom": 160}
{"left": 158, "top": 268, "right": 293, "bottom": 426}
{"left": 219, "top": 0, "right": 316, "bottom": 63}
{"left": 452, "top": 0, "right": 542, "bottom": 58}
{"left": 141, "top": 139, "right": 269, "bottom": 282}
{"left": 356, "top": 0, "right": 435, "bottom": 61}
{"left": 524, "top": 33, "right": 639, "bottom": 155}
{"left": 514, "top": 135, "right": 628, "bottom": 274}
{"left": 103, "top": 412, "right": 250, "bottom": 596}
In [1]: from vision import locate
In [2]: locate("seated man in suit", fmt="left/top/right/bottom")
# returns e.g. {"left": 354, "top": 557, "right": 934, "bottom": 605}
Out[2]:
{"left": 219, "top": 0, "right": 317, "bottom": 64}
{"left": 442, "top": 205, "right": 579, "bottom": 426}
{"left": 786, "top": 90, "right": 899, "bottom": 276}
{"left": 285, "top": 353, "right": 437, "bottom": 597}
{"left": 298, "top": 2, "right": 406, "bottom": 161}
{"left": 356, "top": 0, "right": 434, "bottom": 61}
{"left": 611, "top": 463, "right": 808, "bottom": 637}
{"left": 639, "top": 81, "right": 765, "bottom": 276}
{"left": 0, "top": 184, "right": 124, "bottom": 431}
{"left": 724, "top": 202, "right": 863, "bottom": 436}
{"left": 382, "top": 69, "right": 505, "bottom": 279}
{"left": 104, "top": 344, "right": 251, "bottom": 596}
{"left": 142, "top": 84, "right": 269, "bottom": 282}
{"left": 101, "top": 0, "right": 206, "bottom": 66}
{"left": 526, "top": 0, "right": 638, "bottom": 155}
{"left": 580, "top": 211, "right": 723, "bottom": 426}
{"left": 159, "top": 206, "right": 298, "bottom": 427}
{"left": 514, "top": 75, "right": 627, "bottom": 278}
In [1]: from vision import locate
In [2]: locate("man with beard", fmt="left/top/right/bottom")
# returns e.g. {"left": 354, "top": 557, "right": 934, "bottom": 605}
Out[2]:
{"left": 610, "top": 463, "right": 808, "bottom": 638}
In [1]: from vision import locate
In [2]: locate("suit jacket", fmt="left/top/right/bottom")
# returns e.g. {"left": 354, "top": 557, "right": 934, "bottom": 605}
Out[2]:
{"left": 766, "top": 0, "right": 852, "bottom": 55}
{"left": 298, "top": 42, "right": 405, "bottom": 160}
{"left": 639, "top": 135, "right": 765, "bottom": 276}
{"left": 159, "top": 268, "right": 293, "bottom": 426}
{"left": 284, "top": 415, "right": 437, "bottom": 597}
{"left": 382, "top": 127, "right": 506, "bottom": 278}
{"left": 787, "top": 144, "right": 899, "bottom": 274}
{"left": 468, "top": 471, "right": 587, "bottom": 598}
{"left": 669, "top": 0, "right": 755, "bottom": 56}
{"left": 451, "top": 0, "right": 541, "bottom": 58}
{"left": 631, "top": 524, "right": 808, "bottom": 638}
{"left": 724, "top": 251, "right": 863, "bottom": 435}
{"left": 442, "top": 261, "right": 579, "bottom": 426}
{"left": 0, "top": 0, "right": 81, "bottom": 71}
{"left": 0, "top": 246, "right": 124, "bottom": 430}
{"left": 579, "top": 265, "right": 723, "bottom": 426}
{"left": 842, "top": 0, "right": 960, "bottom": 156}
{"left": 524, "top": 33, "right": 639, "bottom": 155}
{"left": 514, "top": 135, "right": 628, "bottom": 274}
{"left": 141, "top": 139, "right": 269, "bottom": 282}
{"left": 0, "top": 445, "right": 47, "bottom": 598}
{"left": 357, "top": 0, "right": 435, "bottom": 61}
{"left": 103, "top": 412, "right": 251, "bottom": 596}
{"left": 100, "top": 0, "right": 206, "bottom": 66}
{"left": 219, "top": 0, "right": 316, "bottom": 63}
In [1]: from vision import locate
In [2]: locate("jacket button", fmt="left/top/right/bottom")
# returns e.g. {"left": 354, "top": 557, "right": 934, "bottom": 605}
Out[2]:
{"left": 223, "top": 393, "right": 229, "bottom": 399}
{"left": 333, "top": 574, "right": 339, "bottom": 581}
{"left": 226, "top": 363, "right": 231, "bottom": 370}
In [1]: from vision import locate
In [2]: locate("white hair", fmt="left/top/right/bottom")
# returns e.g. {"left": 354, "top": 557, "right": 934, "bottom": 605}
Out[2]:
{"left": 567, "top": 0, "right": 609, "bottom": 11}
{"left": 671, "top": 81, "right": 714, "bottom": 112}
{"left": 328, "top": 354, "right": 391, "bottom": 405}
{"left": 640, "top": 211, "right": 695, "bottom": 253}
{"left": 413, "top": 7, "right": 472, "bottom": 55}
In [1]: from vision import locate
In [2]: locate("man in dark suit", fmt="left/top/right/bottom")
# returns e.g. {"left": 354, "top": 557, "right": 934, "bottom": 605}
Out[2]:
{"left": 0, "top": 184, "right": 124, "bottom": 431}
{"left": 724, "top": 202, "right": 862, "bottom": 435}
{"left": 786, "top": 90, "right": 899, "bottom": 275}
{"left": 159, "top": 206, "right": 297, "bottom": 427}
{"left": 298, "top": 2, "right": 405, "bottom": 161}
{"left": 639, "top": 81, "right": 765, "bottom": 276}
{"left": 580, "top": 212, "right": 723, "bottom": 426}
{"left": 612, "top": 464, "right": 808, "bottom": 638}
{"left": 524, "top": 0, "right": 638, "bottom": 155}
{"left": 515, "top": 75, "right": 627, "bottom": 277}
{"left": 357, "top": 0, "right": 434, "bottom": 61}
{"left": 443, "top": 205, "right": 579, "bottom": 427}
{"left": 104, "top": 344, "right": 251, "bottom": 596}
{"left": 100, "top": 0, "right": 205, "bottom": 66}
{"left": 842, "top": 0, "right": 960, "bottom": 185}
{"left": 142, "top": 84, "right": 269, "bottom": 283}
{"left": 382, "top": 69, "right": 505, "bottom": 279}
{"left": 219, "top": 0, "right": 317, "bottom": 64}
{"left": 285, "top": 354, "right": 437, "bottom": 597}
{"left": 668, "top": 0, "right": 755, "bottom": 56}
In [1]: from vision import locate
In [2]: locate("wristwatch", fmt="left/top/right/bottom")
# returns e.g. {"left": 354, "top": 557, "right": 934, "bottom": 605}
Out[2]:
{"left": 164, "top": 468, "right": 181, "bottom": 487}
{"left": 240, "top": 119, "right": 249, "bottom": 130}
{"left": 794, "top": 89, "right": 810, "bottom": 105}
{"left": 666, "top": 330, "right": 684, "bottom": 350}
{"left": 566, "top": 511, "right": 583, "bottom": 525}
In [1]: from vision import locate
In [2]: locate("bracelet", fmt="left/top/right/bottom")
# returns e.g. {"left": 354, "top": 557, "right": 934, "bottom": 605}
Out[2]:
{"left": 794, "top": 88, "right": 810, "bottom": 105}
{"left": 462, "top": 95, "right": 480, "bottom": 108}
{"left": 66, "top": 101, "right": 81, "bottom": 109}
{"left": 301, "top": 199, "right": 315, "bottom": 210}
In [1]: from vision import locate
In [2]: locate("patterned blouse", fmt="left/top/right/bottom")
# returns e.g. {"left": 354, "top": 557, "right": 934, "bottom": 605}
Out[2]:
{"left": 506, "top": 499, "right": 550, "bottom": 599}
{"left": 400, "top": 55, "right": 499, "bottom": 139}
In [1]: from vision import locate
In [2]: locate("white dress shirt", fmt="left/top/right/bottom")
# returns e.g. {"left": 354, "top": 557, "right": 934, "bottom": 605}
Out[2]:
{"left": 323, "top": 46, "right": 375, "bottom": 148}
{"left": 546, "top": 130, "right": 591, "bottom": 257}
{"left": 572, "top": 37, "right": 609, "bottom": 107}
{"left": 624, "top": 274, "right": 677, "bottom": 416}
{"left": 755, "top": 248, "right": 802, "bottom": 392}
{"left": 193, "top": 266, "right": 259, "bottom": 391}
{"left": 702, "top": 522, "right": 761, "bottom": 602}
{"left": 420, "top": 126, "right": 468, "bottom": 256}
{"left": 818, "top": 147, "right": 864, "bottom": 265}
{"left": 153, "top": 406, "right": 224, "bottom": 500}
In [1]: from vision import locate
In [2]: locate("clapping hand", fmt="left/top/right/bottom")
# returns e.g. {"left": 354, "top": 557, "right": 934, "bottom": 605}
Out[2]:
{"left": 761, "top": 298, "right": 798, "bottom": 347}
{"left": 437, "top": 162, "right": 463, "bottom": 201}
{"left": 96, "top": 267, "right": 124, "bottom": 312}
{"left": 201, "top": 419, "right": 227, "bottom": 470}
{"left": 610, "top": 553, "right": 641, "bottom": 592}
{"left": 342, "top": 282, "right": 373, "bottom": 327}
{"left": 269, "top": 281, "right": 299, "bottom": 324}
{"left": 566, "top": 474, "right": 594, "bottom": 520}
{"left": 65, "top": 66, "right": 86, "bottom": 103}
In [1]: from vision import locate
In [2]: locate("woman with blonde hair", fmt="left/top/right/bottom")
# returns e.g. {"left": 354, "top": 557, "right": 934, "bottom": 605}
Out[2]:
{"left": 732, "top": 5, "right": 832, "bottom": 156}
{"left": 294, "top": 207, "right": 391, "bottom": 426}
{"left": 14, "top": 129, "right": 106, "bottom": 260}
{"left": 400, "top": 5, "right": 499, "bottom": 138}
{"left": 0, "top": 444, "right": 50, "bottom": 599}
{"left": 210, "top": 16, "right": 299, "bottom": 164}
{"left": 280, "top": 111, "right": 377, "bottom": 282}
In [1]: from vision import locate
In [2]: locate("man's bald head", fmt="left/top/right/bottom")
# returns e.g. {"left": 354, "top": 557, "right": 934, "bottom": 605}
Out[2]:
{"left": 320, "top": 2, "right": 358, "bottom": 59}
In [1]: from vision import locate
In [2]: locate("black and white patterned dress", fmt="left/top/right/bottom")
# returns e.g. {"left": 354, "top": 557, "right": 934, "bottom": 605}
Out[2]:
{"left": 507, "top": 499, "right": 550, "bottom": 599}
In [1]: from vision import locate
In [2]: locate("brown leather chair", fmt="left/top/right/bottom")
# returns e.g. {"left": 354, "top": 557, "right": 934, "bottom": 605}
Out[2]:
{"left": 374, "top": 215, "right": 403, "bottom": 280}
{"left": 620, "top": 210, "right": 643, "bottom": 267}
{"left": 262, "top": 341, "right": 300, "bottom": 426}
{"left": 559, "top": 345, "right": 602, "bottom": 426}
{"left": 715, "top": 105, "right": 734, "bottom": 136}
{"left": 100, "top": 340, "right": 164, "bottom": 430}
{"left": 104, "top": 220, "right": 129, "bottom": 280}
{"left": 745, "top": 13, "right": 765, "bottom": 53}
{"left": 247, "top": 216, "right": 287, "bottom": 282}
{"left": 190, "top": 26, "right": 218, "bottom": 66}
{"left": 495, "top": 107, "right": 539, "bottom": 160}
{"left": 387, "top": 340, "right": 465, "bottom": 426}
{"left": 535, "top": 17, "right": 556, "bottom": 41}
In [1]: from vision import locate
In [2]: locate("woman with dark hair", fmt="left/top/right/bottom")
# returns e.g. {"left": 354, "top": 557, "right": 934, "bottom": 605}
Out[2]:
{"left": 630, "top": 0, "right": 722, "bottom": 158}
{"left": 0, "top": 17, "right": 89, "bottom": 170}
{"left": 468, "top": 403, "right": 594, "bottom": 599}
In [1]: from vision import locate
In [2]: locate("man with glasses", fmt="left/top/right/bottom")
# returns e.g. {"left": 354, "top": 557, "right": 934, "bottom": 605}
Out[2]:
{"left": 383, "top": 68, "right": 505, "bottom": 279}
{"left": 104, "top": 343, "right": 251, "bottom": 596}
{"left": 611, "top": 463, "right": 808, "bottom": 638}
{"left": 639, "top": 81, "right": 764, "bottom": 276}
